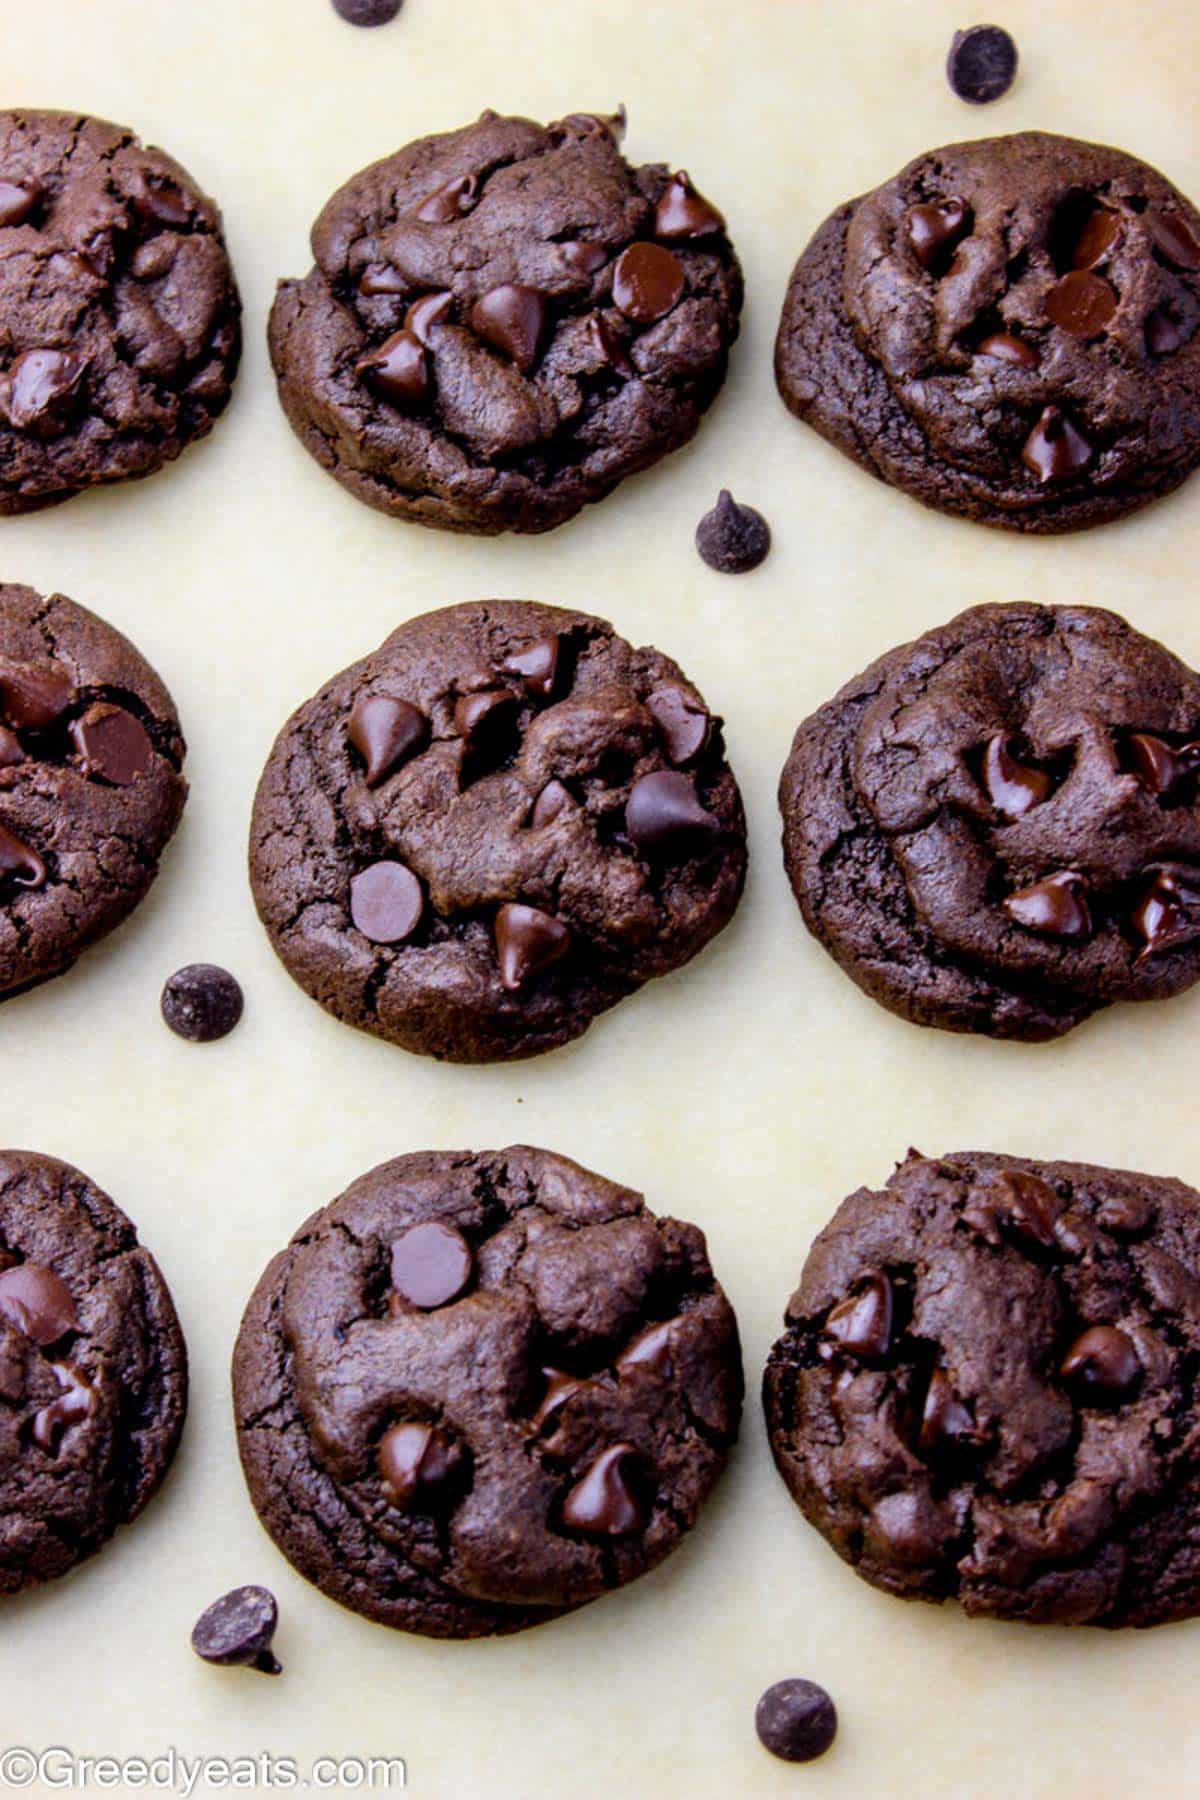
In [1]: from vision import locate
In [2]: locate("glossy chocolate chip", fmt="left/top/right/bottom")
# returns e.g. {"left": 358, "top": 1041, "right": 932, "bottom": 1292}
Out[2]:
{"left": 654, "top": 170, "right": 725, "bottom": 240}
{"left": 390, "top": 1220, "right": 474, "bottom": 1310}
{"left": 1045, "top": 270, "right": 1117, "bottom": 337}
{"left": 1060, "top": 1325, "right": 1141, "bottom": 1404}
{"left": 946, "top": 24, "right": 1017, "bottom": 103}
{"left": 454, "top": 687, "right": 519, "bottom": 756}
{"left": 989, "top": 1170, "right": 1064, "bottom": 1252}
{"left": 501, "top": 635, "right": 560, "bottom": 700}
{"left": 1145, "top": 303, "right": 1192, "bottom": 357}
{"left": 919, "top": 1369, "right": 980, "bottom": 1454}
{"left": 0, "top": 1263, "right": 79, "bottom": 1345}
{"left": 0, "top": 727, "right": 24, "bottom": 768}
{"left": 356, "top": 329, "right": 429, "bottom": 409}
{"left": 469, "top": 284, "right": 547, "bottom": 374}
{"left": 1126, "top": 732, "right": 1200, "bottom": 797}
{"left": 625, "top": 771, "right": 719, "bottom": 856}
{"left": 561, "top": 1443, "right": 650, "bottom": 1536}
{"left": 493, "top": 902, "right": 570, "bottom": 990}
{"left": 612, "top": 243, "right": 685, "bottom": 323}
{"left": 32, "top": 1362, "right": 95, "bottom": 1453}
{"left": 1130, "top": 864, "right": 1200, "bottom": 959}
{"left": 405, "top": 290, "right": 453, "bottom": 345}
{"left": 416, "top": 173, "right": 478, "bottom": 224}
{"left": 822, "top": 1273, "right": 892, "bottom": 1362}
{"left": 191, "top": 1587, "right": 282, "bottom": 1676}
{"left": 532, "top": 1368, "right": 591, "bottom": 1430}
{"left": 905, "top": 199, "right": 971, "bottom": 272}
{"left": 1022, "top": 406, "right": 1095, "bottom": 483}
{"left": 349, "top": 694, "right": 428, "bottom": 786}
{"left": 70, "top": 705, "right": 154, "bottom": 785}
{"left": 1148, "top": 211, "right": 1200, "bottom": 271}
{"left": 0, "top": 660, "right": 74, "bottom": 730}
{"left": 161, "top": 964, "right": 244, "bottom": 1043}
{"left": 530, "top": 779, "right": 573, "bottom": 828}
{"left": 615, "top": 1318, "right": 675, "bottom": 1377}
{"left": 1004, "top": 870, "right": 1091, "bottom": 939}
{"left": 582, "top": 313, "right": 633, "bottom": 374}
{"left": 1071, "top": 203, "right": 1122, "bottom": 270}
{"left": 0, "top": 821, "right": 45, "bottom": 889}
{"left": 978, "top": 332, "right": 1039, "bottom": 368}
{"left": 981, "top": 734, "right": 1052, "bottom": 818}
{"left": 378, "top": 1421, "right": 466, "bottom": 1512}
{"left": 557, "top": 240, "right": 609, "bottom": 275}
{"left": 695, "top": 489, "right": 771, "bottom": 573}
{"left": 358, "top": 264, "right": 408, "bottom": 297}
{"left": 755, "top": 1679, "right": 838, "bottom": 1765}
{"left": 647, "top": 686, "right": 711, "bottom": 765}
{"left": 0, "top": 180, "right": 38, "bottom": 229}
{"left": 349, "top": 861, "right": 424, "bottom": 945}
{"left": 554, "top": 107, "right": 627, "bottom": 144}
{"left": 133, "top": 171, "right": 190, "bottom": 228}
{"left": 0, "top": 348, "right": 88, "bottom": 436}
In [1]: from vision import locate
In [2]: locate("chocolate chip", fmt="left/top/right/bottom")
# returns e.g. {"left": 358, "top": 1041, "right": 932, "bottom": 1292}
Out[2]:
{"left": 133, "top": 171, "right": 190, "bottom": 229}
{"left": 612, "top": 243, "right": 685, "bottom": 323}
{"left": 987, "top": 1170, "right": 1064, "bottom": 1252}
{"left": 654, "top": 171, "right": 725, "bottom": 240}
{"left": 695, "top": 489, "right": 771, "bottom": 574}
{"left": 454, "top": 687, "right": 519, "bottom": 758}
{"left": 358, "top": 264, "right": 408, "bottom": 297}
{"left": 1045, "top": 270, "right": 1117, "bottom": 337}
{"left": 582, "top": 312, "right": 633, "bottom": 373}
{"left": 1126, "top": 732, "right": 1200, "bottom": 797}
{"left": 530, "top": 779, "right": 573, "bottom": 827}
{"left": 379, "top": 1421, "right": 466, "bottom": 1512}
{"left": 0, "top": 181, "right": 38, "bottom": 229}
{"left": 561, "top": 1443, "right": 650, "bottom": 1535}
{"left": 390, "top": 1221, "right": 474, "bottom": 1310}
{"left": 405, "top": 292, "right": 453, "bottom": 346}
{"left": 977, "top": 332, "right": 1039, "bottom": 368}
{"left": 191, "top": 1586, "right": 282, "bottom": 1676}
{"left": 348, "top": 694, "right": 428, "bottom": 786}
{"left": 161, "top": 964, "right": 245, "bottom": 1043}
{"left": 626, "top": 771, "right": 719, "bottom": 856}
{"left": 1148, "top": 211, "right": 1200, "bottom": 272}
{"left": 332, "top": 0, "right": 403, "bottom": 23}
{"left": 70, "top": 704, "right": 154, "bottom": 785}
{"left": 493, "top": 902, "right": 570, "bottom": 990}
{"left": 0, "top": 727, "right": 24, "bottom": 768}
{"left": 1004, "top": 870, "right": 1091, "bottom": 939}
{"left": 0, "top": 821, "right": 45, "bottom": 889}
{"left": 532, "top": 1368, "right": 590, "bottom": 1429}
{"left": 1060, "top": 1325, "right": 1141, "bottom": 1404}
{"left": 0, "top": 1263, "right": 79, "bottom": 1346}
{"left": 946, "top": 25, "right": 1018, "bottom": 104}
{"left": 501, "top": 635, "right": 560, "bottom": 700}
{"left": 32, "top": 1362, "right": 94, "bottom": 1452}
{"left": 415, "top": 173, "right": 478, "bottom": 223}
{"left": 557, "top": 240, "right": 608, "bottom": 275}
{"left": 1021, "top": 406, "right": 1095, "bottom": 483}
{"left": 905, "top": 199, "right": 971, "bottom": 272}
{"left": 919, "top": 1369, "right": 980, "bottom": 1454}
{"left": 553, "top": 107, "right": 627, "bottom": 144}
{"left": 1130, "top": 864, "right": 1200, "bottom": 959}
{"left": 1145, "top": 303, "right": 1192, "bottom": 357}
{"left": 356, "top": 329, "right": 429, "bottom": 409}
{"left": 755, "top": 1679, "right": 838, "bottom": 1764}
{"left": 0, "top": 660, "right": 74, "bottom": 730}
{"left": 821, "top": 1273, "right": 892, "bottom": 1362}
{"left": 1070, "top": 202, "right": 1123, "bottom": 270}
{"left": 615, "top": 1318, "right": 675, "bottom": 1377}
{"left": 469, "top": 284, "right": 548, "bottom": 374}
{"left": 0, "top": 348, "right": 88, "bottom": 437}
{"left": 647, "top": 686, "right": 711, "bottom": 765}
{"left": 349, "top": 861, "right": 424, "bottom": 945}
{"left": 980, "top": 734, "right": 1052, "bottom": 818}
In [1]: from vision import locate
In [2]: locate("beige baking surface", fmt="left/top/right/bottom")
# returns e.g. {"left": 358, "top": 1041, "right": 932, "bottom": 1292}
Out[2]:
{"left": 3, "top": 1, "right": 1200, "bottom": 1795}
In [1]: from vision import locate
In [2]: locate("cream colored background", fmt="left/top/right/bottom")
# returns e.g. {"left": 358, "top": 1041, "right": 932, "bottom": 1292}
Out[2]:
{"left": 2, "top": 2, "right": 1199, "bottom": 1795}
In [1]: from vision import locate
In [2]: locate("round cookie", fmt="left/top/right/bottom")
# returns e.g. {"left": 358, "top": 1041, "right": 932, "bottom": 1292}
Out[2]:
{"left": 249, "top": 599, "right": 747, "bottom": 1062}
{"left": 0, "top": 110, "right": 241, "bottom": 514}
{"left": 779, "top": 601, "right": 1200, "bottom": 1042}
{"left": 233, "top": 1146, "right": 743, "bottom": 1639}
{"left": 0, "top": 1150, "right": 187, "bottom": 1593}
{"left": 0, "top": 584, "right": 187, "bottom": 1001}
{"left": 775, "top": 131, "right": 1200, "bottom": 533}
{"left": 268, "top": 108, "right": 741, "bottom": 534}
{"left": 764, "top": 1148, "right": 1200, "bottom": 1628}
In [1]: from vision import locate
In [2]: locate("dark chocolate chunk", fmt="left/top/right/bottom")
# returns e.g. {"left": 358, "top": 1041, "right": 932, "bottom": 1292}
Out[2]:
{"left": 0, "top": 659, "right": 73, "bottom": 730}
{"left": 1045, "top": 271, "right": 1117, "bottom": 337}
{"left": 161, "top": 964, "right": 244, "bottom": 1043}
{"left": 191, "top": 1586, "right": 282, "bottom": 1676}
{"left": 70, "top": 704, "right": 154, "bottom": 785}
{"left": 946, "top": 26, "right": 1018, "bottom": 105}
{"left": 822, "top": 1273, "right": 892, "bottom": 1362}
{"left": 755, "top": 1679, "right": 838, "bottom": 1764}
{"left": 695, "top": 489, "right": 771, "bottom": 573}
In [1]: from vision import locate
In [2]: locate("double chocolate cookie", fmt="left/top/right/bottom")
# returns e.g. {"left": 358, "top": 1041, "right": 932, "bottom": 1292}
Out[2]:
{"left": 775, "top": 131, "right": 1200, "bottom": 532}
{"left": 233, "top": 1147, "right": 742, "bottom": 1638}
{"left": 250, "top": 600, "right": 746, "bottom": 1062}
{"left": 764, "top": 1149, "right": 1200, "bottom": 1628}
{"left": 0, "top": 110, "right": 240, "bottom": 513}
{"left": 268, "top": 108, "right": 741, "bottom": 533}
{"left": 0, "top": 1150, "right": 187, "bottom": 1593}
{"left": 779, "top": 602, "right": 1200, "bottom": 1041}
{"left": 0, "top": 584, "right": 187, "bottom": 1001}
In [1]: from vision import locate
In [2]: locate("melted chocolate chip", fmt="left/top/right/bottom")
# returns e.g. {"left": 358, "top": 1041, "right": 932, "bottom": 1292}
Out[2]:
{"left": 625, "top": 771, "right": 720, "bottom": 856}
{"left": 557, "top": 240, "right": 609, "bottom": 275}
{"left": 70, "top": 705, "right": 154, "bottom": 785}
{"left": 561, "top": 1443, "right": 650, "bottom": 1535}
{"left": 358, "top": 264, "right": 408, "bottom": 297}
{"left": 356, "top": 329, "right": 429, "bottom": 410}
{"left": 0, "top": 348, "right": 88, "bottom": 437}
{"left": 1070, "top": 202, "right": 1123, "bottom": 270}
{"left": 0, "top": 1263, "right": 79, "bottom": 1346}
{"left": 532, "top": 1368, "right": 591, "bottom": 1429}
{"left": 0, "top": 660, "right": 74, "bottom": 730}
{"left": 378, "top": 1421, "right": 466, "bottom": 1512}
{"left": 1060, "top": 1325, "right": 1141, "bottom": 1403}
{"left": 1004, "top": 870, "right": 1091, "bottom": 939}
{"left": 695, "top": 489, "right": 771, "bottom": 573}
{"left": 755, "top": 1679, "right": 838, "bottom": 1765}
{"left": 31, "top": 1362, "right": 94, "bottom": 1452}
{"left": 1045, "top": 270, "right": 1117, "bottom": 337}
{"left": 980, "top": 734, "right": 1052, "bottom": 818}
{"left": 191, "top": 1587, "right": 282, "bottom": 1676}
{"left": 821, "top": 1273, "right": 892, "bottom": 1362}
{"left": 348, "top": 694, "right": 428, "bottom": 786}
{"left": 582, "top": 312, "right": 633, "bottom": 374}
{"left": 905, "top": 199, "right": 971, "bottom": 272}
{"left": 161, "top": 964, "right": 244, "bottom": 1043}
{"left": 349, "top": 861, "right": 424, "bottom": 944}
{"left": 454, "top": 687, "right": 519, "bottom": 760}
{"left": 946, "top": 25, "right": 1018, "bottom": 104}
{"left": 1022, "top": 406, "right": 1095, "bottom": 483}
{"left": 493, "top": 902, "right": 570, "bottom": 990}
{"left": 987, "top": 1170, "right": 1064, "bottom": 1252}
{"left": 919, "top": 1369, "right": 980, "bottom": 1454}
{"left": 133, "top": 171, "right": 190, "bottom": 229}
{"left": 646, "top": 686, "right": 711, "bottom": 765}
{"left": 416, "top": 173, "right": 478, "bottom": 224}
{"left": 501, "top": 635, "right": 560, "bottom": 699}
{"left": 405, "top": 290, "right": 453, "bottom": 345}
{"left": 615, "top": 1318, "right": 675, "bottom": 1377}
{"left": 1148, "top": 211, "right": 1200, "bottom": 272}
{"left": 612, "top": 243, "right": 685, "bottom": 323}
{"left": 390, "top": 1220, "right": 474, "bottom": 1311}
{"left": 654, "top": 171, "right": 725, "bottom": 240}
{"left": 530, "top": 779, "right": 573, "bottom": 827}
{"left": 1145, "top": 303, "right": 1192, "bottom": 357}
{"left": 1126, "top": 732, "right": 1200, "bottom": 798}
{"left": 977, "top": 332, "right": 1039, "bottom": 368}
{"left": 469, "top": 284, "right": 548, "bottom": 374}
{"left": 0, "top": 181, "right": 38, "bottom": 229}
{"left": 0, "top": 821, "right": 45, "bottom": 889}
{"left": 1130, "top": 864, "right": 1200, "bottom": 959}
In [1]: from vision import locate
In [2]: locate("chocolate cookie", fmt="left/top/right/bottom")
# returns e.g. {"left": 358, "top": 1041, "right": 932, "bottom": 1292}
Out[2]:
{"left": 779, "top": 602, "right": 1200, "bottom": 1041}
{"left": 249, "top": 600, "right": 746, "bottom": 1062}
{"left": 0, "top": 1150, "right": 187, "bottom": 1593}
{"left": 268, "top": 108, "right": 741, "bottom": 534}
{"left": 0, "top": 584, "right": 186, "bottom": 1001}
{"left": 775, "top": 131, "right": 1200, "bottom": 532}
{"left": 0, "top": 110, "right": 240, "bottom": 514}
{"left": 233, "top": 1147, "right": 742, "bottom": 1639}
{"left": 764, "top": 1148, "right": 1200, "bottom": 1628}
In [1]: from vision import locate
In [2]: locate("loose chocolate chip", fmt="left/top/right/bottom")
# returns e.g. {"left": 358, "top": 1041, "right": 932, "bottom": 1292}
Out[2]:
{"left": 0, "top": 821, "right": 45, "bottom": 889}
{"left": 358, "top": 264, "right": 408, "bottom": 297}
{"left": 454, "top": 687, "right": 519, "bottom": 758}
{"left": 626, "top": 771, "right": 719, "bottom": 856}
{"left": 977, "top": 332, "right": 1039, "bottom": 368}
{"left": 1069, "top": 201, "right": 1122, "bottom": 270}
{"left": 0, "top": 1263, "right": 79, "bottom": 1346}
{"left": 379, "top": 1421, "right": 466, "bottom": 1512}
{"left": 919, "top": 1369, "right": 980, "bottom": 1454}
{"left": 988, "top": 1170, "right": 1063, "bottom": 1251}
{"left": 161, "top": 964, "right": 245, "bottom": 1043}
{"left": 1004, "top": 870, "right": 1091, "bottom": 939}
{"left": 493, "top": 902, "right": 570, "bottom": 990}
{"left": 695, "top": 489, "right": 771, "bottom": 574}
{"left": 349, "top": 861, "right": 424, "bottom": 945}
{"left": 390, "top": 1220, "right": 474, "bottom": 1310}
{"left": 405, "top": 290, "right": 453, "bottom": 345}
{"left": 612, "top": 243, "right": 685, "bottom": 323}
{"left": 946, "top": 25, "right": 1018, "bottom": 104}
{"left": 416, "top": 174, "right": 479, "bottom": 224}
{"left": 1145, "top": 303, "right": 1192, "bottom": 357}
{"left": 1021, "top": 406, "right": 1095, "bottom": 483}
{"left": 647, "top": 686, "right": 711, "bottom": 765}
{"left": 332, "top": 0, "right": 403, "bottom": 23}
{"left": 980, "top": 734, "right": 1052, "bottom": 818}
{"left": 654, "top": 171, "right": 725, "bottom": 240}
{"left": 349, "top": 694, "right": 428, "bottom": 786}
{"left": 821, "top": 1273, "right": 892, "bottom": 1362}
{"left": 1130, "top": 864, "right": 1200, "bottom": 959}
{"left": 557, "top": 240, "right": 608, "bottom": 275}
{"left": 0, "top": 348, "right": 88, "bottom": 437}
{"left": 32, "top": 1363, "right": 94, "bottom": 1452}
{"left": 1060, "top": 1325, "right": 1141, "bottom": 1403}
{"left": 615, "top": 1318, "right": 675, "bottom": 1377}
{"left": 755, "top": 1679, "right": 838, "bottom": 1764}
{"left": 70, "top": 704, "right": 154, "bottom": 785}
{"left": 501, "top": 635, "right": 560, "bottom": 700}
{"left": 1126, "top": 732, "right": 1200, "bottom": 797}
{"left": 533, "top": 1368, "right": 590, "bottom": 1429}
{"left": 905, "top": 199, "right": 971, "bottom": 272}
{"left": 530, "top": 780, "right": 573, "bottom": 827}
{"left": 561, "top": 1443, "right": 650, "bottom": 1536}
{"left": 1045, "top": 270, "right": 1117, "bottom": 337}
{"left": 0, "top": 180, "right": 38, "bottom": 229}
{"left": 0, "top": 727, "right": 24, "bottom": 768}
{"left": 1148, "top": 211, "right": 1200, "bottom": 272}
{"left": 356, "top": 329, "right": 429, "bottom": 409}
{"left": 191, "top": 1586, "right": 282, "bottom": 1676}
{"left": 0, "top": 660, "right": 74, "bottom": 730}
{"left": 469, "top": 284, "right": 548, "bottom": 374}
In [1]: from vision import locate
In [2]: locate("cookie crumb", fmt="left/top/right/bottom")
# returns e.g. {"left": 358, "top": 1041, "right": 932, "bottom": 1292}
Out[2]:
{"left": 947, "top": 25, "right": 1018, "bottom": 103}
{"left": 755, "top": 1679, "right": 837, "bottom": 1763}
{"left": 191, "top": 1586, "right": 281, "bottom": 1675}
{"left": 695, "top": 490, "right": 771, "bottom": 573}
{"left": 161, "top": 964, "right": 244, "bottom": 1042}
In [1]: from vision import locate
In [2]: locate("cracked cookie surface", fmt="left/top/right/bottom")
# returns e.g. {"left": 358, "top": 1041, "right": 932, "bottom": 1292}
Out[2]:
{"left": 0, "top": 110, "right": 241, "bottom": 513}
{"left": 0, "top": 1149, "right": 187, "bottom": 1593}
{"left": 763, "top": 1149, "right": 1200, "bottom": 1627}
{"left": 233, "top": 1146, "right": 743, "bottom": 1638}
{"left": 775, "top": 132, "right": 1200, "bottom": 532}
{"left": 268, "top": 108, "right": 741, "bottom": 534}
{"left": 0, "top": 583, "right": 187, "bottom": 1001}
{"left": 779, "top": 602, "right": 1200, "bottom": 1041}
{"left": 249, "top": 599, "right": 747, "bottom": 1063}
